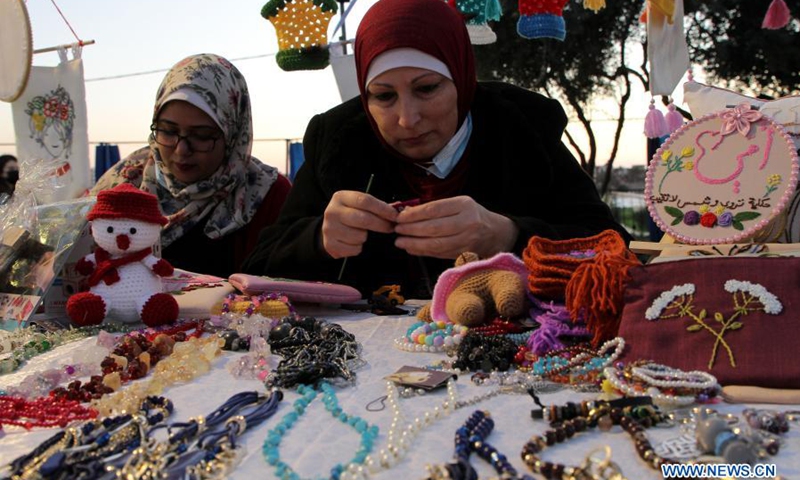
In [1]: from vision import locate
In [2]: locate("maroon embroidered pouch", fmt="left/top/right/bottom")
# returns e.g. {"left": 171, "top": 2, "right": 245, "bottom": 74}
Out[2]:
{"left": 618, "top": 257, "right": 800, "bottom": 388}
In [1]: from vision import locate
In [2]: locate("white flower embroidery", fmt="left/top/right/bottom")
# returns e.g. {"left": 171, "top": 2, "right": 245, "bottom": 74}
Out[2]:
{"left": 723, "top": 280, "right": 783, "bottom": 314}
{"left": 645, "top": 283, "right": 696, "bottom": 320}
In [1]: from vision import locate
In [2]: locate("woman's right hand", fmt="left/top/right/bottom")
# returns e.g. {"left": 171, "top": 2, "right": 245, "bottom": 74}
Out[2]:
{"left": 321, "top": 191, "right": 398, "bottom": 259}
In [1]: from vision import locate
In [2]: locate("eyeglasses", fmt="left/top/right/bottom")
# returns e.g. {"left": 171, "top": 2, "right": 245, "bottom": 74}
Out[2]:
{"left": 150, "top": 125, "right": 222, "bottom": 153}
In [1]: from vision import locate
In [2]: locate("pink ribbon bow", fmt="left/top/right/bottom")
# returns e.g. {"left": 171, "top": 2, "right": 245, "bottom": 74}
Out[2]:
{"left": 720, "top": 103, "right": 763, "bottom": 137}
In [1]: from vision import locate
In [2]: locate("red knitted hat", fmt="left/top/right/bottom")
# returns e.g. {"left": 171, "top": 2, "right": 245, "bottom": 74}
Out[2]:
{"left": 88, "top": 183, "right": 168, "bottom": 226}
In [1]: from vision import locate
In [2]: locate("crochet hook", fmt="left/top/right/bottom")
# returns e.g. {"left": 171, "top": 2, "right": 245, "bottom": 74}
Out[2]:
{"left": 337, "top": 173, "right": 375, "bottom": 282}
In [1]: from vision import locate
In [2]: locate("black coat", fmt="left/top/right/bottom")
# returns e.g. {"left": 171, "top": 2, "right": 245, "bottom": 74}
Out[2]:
{"left": 242, "top": 82, "right": 630, "bottom": 298}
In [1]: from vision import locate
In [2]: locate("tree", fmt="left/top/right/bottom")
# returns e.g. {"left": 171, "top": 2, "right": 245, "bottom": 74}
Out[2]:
{"left": 474, "top": 0, "right": 646, "bottom": 195}
{"left": 684, "top": 1, "right": 800, "bottom": 98}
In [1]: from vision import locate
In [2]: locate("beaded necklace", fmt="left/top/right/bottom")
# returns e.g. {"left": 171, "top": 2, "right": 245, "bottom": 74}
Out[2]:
{"left": 2, "top": 395, "right": 172, "bottom": 480}
{"left": 0, "top": 395, "right": 97, "bottom": 431}
{"left": 91, "top": 335, "right": 223, "bottom": 417}
{"left": 352, "top": 377, "right": 544, "bottom": 480}
{"left": 427, "top": 410, "right": 534, "bottom": 480}
{"left": 520, "top": 404, "right": 674, "bottom": 479}
{"left": 48, "top": 322, "right": 205, "bottom": 403}
{"left": 0, "top": 322, "right": 136, "bottom": 376}
{"left": 263, "top": 382, "right": 379, "bottom": 480}
{"left": 267, "top": 317, "right": 364, "bottom": 389}
{"left": 1, "top": 338, "right": 114, "bottom": 399}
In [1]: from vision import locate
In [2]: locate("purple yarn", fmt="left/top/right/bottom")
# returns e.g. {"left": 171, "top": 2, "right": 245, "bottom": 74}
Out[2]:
{"left": 527, "top": 293, "right": 592, "bottom": 355}
{"left": 684, "top": 210, "right": 701, "bottom": 226}
{"left": 718, "top": 211, "right": 734, "bottom": 227}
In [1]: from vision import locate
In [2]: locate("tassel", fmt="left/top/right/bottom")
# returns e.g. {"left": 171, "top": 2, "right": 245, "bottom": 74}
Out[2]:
{"left": 762, "top": 0, "right": 791, "bottom": 29}
{"left": 565, "top": 251, "right": 641, "bottom": 347}
{"left": 664, "top": 101, "right": 684, "bottom": 134}
{"left": 584, "top": 0, "right": 606, "bottom": 12}
{"left": 644, "top": 99, "right": 668, "bottom": 139}
{"left": 485, "top": 0, "right": 502, "bottom": 21}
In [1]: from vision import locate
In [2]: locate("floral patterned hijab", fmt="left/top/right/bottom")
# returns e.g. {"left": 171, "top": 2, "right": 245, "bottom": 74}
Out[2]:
{"left": 92, "top": 53, "right": 278, "bottom": 248}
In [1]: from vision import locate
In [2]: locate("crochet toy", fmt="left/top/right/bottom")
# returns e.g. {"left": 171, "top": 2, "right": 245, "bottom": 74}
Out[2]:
{"left": 261, "top": 0, "right": 338, "bottom": 71}
{"left": 418, "top": 252, "right": 528, "bottom": 327}
{"left": 517, "top": 0, "right": 569, "bottom": 41}
{"left": 452, "top": 0, "right": 502, "bottom": 45}
{"left": 66, "top": 184, "right": 179, "bottom": 327}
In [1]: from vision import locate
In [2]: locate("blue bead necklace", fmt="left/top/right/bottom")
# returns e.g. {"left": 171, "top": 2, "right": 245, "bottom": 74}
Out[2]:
{"left": 263, "top": 382, "right": 379, "bottom": 480}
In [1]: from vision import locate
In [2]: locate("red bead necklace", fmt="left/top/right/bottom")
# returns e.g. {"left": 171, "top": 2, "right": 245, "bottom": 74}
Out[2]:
{"left": 0, "top": 395, "right": 97, "bottom": 430}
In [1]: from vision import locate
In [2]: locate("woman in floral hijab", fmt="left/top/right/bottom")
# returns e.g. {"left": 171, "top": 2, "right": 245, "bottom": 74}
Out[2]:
{"left": 93, "top": 54, "right": 290, "bottom": 276}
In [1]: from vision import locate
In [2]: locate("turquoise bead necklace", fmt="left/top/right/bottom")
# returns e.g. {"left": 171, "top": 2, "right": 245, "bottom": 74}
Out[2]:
{"left": 262, "top": 382, "right": 379, "bottom": 480}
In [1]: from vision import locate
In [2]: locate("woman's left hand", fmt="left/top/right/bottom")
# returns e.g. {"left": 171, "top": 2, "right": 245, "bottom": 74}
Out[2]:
{"left": 393, "top": 196, "right": 519, "bottom": 259}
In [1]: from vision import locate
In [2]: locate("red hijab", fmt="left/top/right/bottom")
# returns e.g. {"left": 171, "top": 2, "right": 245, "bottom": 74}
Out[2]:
{"left": 355, "top": 0, "right": 477, "bottom": 152}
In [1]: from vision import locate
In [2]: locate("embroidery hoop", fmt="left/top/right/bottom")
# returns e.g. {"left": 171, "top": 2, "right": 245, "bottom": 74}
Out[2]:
{"left": 645, "top": 107, "right": 799, "bottom": 245}
{"left": 0, "top": 0, "right": 33, "bottom": 102}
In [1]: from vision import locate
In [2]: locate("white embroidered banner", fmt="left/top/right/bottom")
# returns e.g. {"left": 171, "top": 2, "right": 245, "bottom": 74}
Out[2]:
{"left": 11, "top": 57, "right": 91, "bottom": 202}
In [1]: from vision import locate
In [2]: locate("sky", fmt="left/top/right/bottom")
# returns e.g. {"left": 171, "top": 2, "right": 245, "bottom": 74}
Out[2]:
{"left": 0, "top": 0, "right": 672, "bottom": 176}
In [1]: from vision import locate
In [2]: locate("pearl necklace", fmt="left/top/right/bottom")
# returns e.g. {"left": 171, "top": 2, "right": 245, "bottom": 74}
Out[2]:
{"left": 346, "top": 377, "right": 537, "bottom": 480}
{"left": 345, "top": 378, "right": 458, "bottom": 480}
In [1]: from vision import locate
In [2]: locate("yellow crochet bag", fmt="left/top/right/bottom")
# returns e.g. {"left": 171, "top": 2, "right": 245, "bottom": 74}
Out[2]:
{"left": 261, "top": 0, "right": 338, "bottom": 71}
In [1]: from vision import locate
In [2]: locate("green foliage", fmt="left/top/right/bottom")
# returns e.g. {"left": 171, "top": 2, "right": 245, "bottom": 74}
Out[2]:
{"left": 684, "top": 1, "right": 800, "bottom": 97}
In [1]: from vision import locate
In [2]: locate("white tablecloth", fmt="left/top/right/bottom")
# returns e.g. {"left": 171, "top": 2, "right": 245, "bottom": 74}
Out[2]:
{"left": 1, "top": 307, "right": 798, "bottom": 479}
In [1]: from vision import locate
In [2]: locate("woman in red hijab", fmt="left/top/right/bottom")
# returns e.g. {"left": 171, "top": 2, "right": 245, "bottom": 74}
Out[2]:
{"left": 243, "top": 0, "right": 629, "bottom": 298}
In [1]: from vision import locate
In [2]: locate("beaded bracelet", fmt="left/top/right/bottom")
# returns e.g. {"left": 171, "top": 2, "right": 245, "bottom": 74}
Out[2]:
{"left": 742, "top": 408, "right": 790, "bottom": 435}
{"left": 394, "top": 320, "right": 468, "bottom": 353}
{"left": 602, "top": 361, "right": 720, "bottom": 408}
{"left": 452, "top": 331, "right": 519, "bottom": 372}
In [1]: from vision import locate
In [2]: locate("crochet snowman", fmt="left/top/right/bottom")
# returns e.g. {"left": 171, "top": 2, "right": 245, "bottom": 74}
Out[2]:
{"left": 66, "top": 184, "right": 179, "bottom": 327}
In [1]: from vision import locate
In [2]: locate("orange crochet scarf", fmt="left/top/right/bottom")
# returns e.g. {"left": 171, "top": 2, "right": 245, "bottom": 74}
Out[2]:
{"left": 523, "top": 230, "right": 640, "bottom": 346}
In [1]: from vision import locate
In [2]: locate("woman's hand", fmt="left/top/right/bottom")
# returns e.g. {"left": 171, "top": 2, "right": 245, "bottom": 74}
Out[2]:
{"left": 321, "top": 191, "right": 398, "bottom": 259}
{"left": 393, "top": 196, "right": 519, "bottom": 259}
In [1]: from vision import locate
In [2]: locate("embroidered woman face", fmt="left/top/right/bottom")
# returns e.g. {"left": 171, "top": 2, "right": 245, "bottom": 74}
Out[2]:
{"left": 25, "top": 86, "right": 75, "bottom": 159}
{"left": 367, "top": 67, "right": 458, "bottom": 160}
{"left": 153, "top": 100, "right": 225, "bottom": 185}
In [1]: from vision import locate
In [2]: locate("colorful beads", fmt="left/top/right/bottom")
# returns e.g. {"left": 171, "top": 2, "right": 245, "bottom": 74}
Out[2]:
{"left": 394, "top": 321, "right": 467, "bottom": 353}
